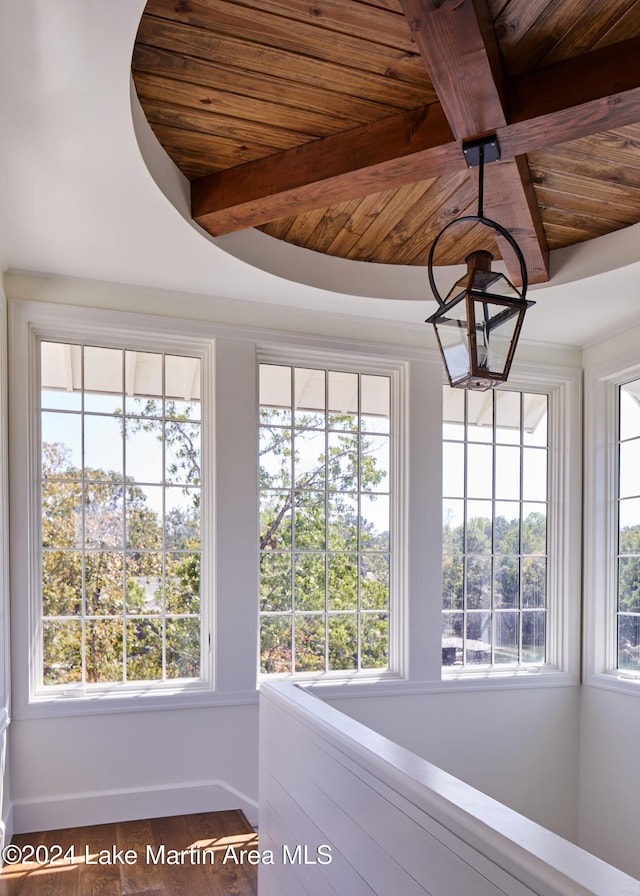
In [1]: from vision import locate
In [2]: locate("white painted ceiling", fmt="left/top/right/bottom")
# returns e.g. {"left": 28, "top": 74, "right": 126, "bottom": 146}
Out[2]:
{"left": 1, "top": 0, "right": 640, "bottom": 350}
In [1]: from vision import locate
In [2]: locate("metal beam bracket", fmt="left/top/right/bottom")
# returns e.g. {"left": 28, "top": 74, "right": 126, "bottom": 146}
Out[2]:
{"left": 462, "top": 135, "right": 500, "bottom": 168}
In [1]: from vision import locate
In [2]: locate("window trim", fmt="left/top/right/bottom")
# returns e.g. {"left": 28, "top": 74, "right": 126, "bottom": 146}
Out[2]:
{"left": 256, "top": 343, "right": 408, "bottom": 685}
{"left": 441, "top": 386, "right": 550, "bottom": 671}
{"left": 441, "top": 363, "right": 582, "bottom": 685}
{"left": 584, "top": 351, "right": 640, "bottom": 695}
{"left": 36, "top": 340, "right": 206, "bottom": 696}
{"left": 9, "top": 301, "right": 217, "bottom": 717}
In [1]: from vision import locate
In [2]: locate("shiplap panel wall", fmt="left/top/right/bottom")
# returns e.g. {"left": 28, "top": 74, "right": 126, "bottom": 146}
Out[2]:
{"left": 259, "top": 682, "right": 640, "bottom": 896}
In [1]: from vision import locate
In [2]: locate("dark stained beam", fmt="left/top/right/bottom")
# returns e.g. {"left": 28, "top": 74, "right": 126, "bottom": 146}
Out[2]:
{"left": 192, "top": 104, "right": 459, "bottom": 236}
{"left": 398, "top": 0, "right": 506, "bottom": 138}
{"left": 398, "top": 0, "right": 548, "bottom": 283}
{"left": 480, "top": 156, "right": 549, "bottom": 286}
{"left": 502, "top": 36, "right": 640, "bottom": 155}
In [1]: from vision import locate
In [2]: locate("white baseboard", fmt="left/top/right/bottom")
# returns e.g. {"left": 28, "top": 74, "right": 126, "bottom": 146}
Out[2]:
{"left": 12, "top": 779, "right": 258, "bottom": 835}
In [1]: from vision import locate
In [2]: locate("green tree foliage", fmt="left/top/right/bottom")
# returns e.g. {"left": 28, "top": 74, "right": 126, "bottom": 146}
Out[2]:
{"left": 259, "top": 410, "right": 390, "bottom": 674}
{"left": 618, "top": 524, "right": 640, "bottom": 670}
{"left": 442, "top": 510, "right": 547, "bottom": 665}
{"left": 123, "top": 398, "right": 201, "bottom": 488}
{"left": 41, "top": 437, "right": 201, "bottom": 686}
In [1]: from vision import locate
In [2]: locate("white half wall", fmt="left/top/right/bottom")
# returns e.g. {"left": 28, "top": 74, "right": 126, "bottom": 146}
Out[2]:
{"left": 260, "top": 682, "right": 636, "bottom": 896}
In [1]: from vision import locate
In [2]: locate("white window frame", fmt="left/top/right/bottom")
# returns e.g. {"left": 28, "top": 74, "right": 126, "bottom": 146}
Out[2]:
{"left": 9, "top": 301, "right": 216, "bottom": 716}
{"left": 442, "top": 365, "right": 582, "bottom": 686}
{"left": 257, "top": 344, "right": 408, "bottom": 684}
{"left": 584, "top": 351, "right": 640, "bottom": 694}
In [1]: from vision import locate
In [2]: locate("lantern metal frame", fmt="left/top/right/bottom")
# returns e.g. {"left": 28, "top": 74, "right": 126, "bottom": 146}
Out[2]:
{"left": 425, "top": 134, "right": 535, "bottom": 391}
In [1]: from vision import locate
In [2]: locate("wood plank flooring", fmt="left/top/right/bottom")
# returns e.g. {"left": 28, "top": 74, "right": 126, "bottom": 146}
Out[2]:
{"left": 0, "top": 810, "right": 258, "bottom": 896}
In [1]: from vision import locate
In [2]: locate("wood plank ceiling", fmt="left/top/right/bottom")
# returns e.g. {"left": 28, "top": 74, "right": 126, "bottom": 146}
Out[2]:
{"left": 132, "top": 0, "right": 640, "bottom": 285}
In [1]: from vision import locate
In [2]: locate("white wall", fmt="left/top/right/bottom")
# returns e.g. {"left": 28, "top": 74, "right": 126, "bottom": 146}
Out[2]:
{"left": 579, "top": 321, "right": 640, "bottom": 881}
{"left": 578, "top": 687, "right": 640, "bottom": 880}
{"left": 325, "top": 686, "right": 580, "bottom": 843}
{"left": 9, "top": 703, "right": 259, "bottom": 832}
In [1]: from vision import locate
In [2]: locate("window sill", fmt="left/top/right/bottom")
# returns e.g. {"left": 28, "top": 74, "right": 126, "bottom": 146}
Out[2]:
{"left": 15, "top": 685, "right": 259, "bottom": 720}
{"left": 305, "top": 666, "right": 576, "bottom": 701}
{"left": 440, "top": 664, "right": 576, "bottom": 689}
{"left": 584, "top": 670, "right": 640, "bottom": 697}
{"left": 258, "top": 668, "right": 401, "bottom": 689}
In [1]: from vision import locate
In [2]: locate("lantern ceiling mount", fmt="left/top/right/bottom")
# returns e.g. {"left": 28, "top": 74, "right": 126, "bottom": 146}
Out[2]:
{"left": 462, "top": 134, "right": 501, "bottom": 168}
{"left": 426, "top": 134, "right": 535, "bottom": 392}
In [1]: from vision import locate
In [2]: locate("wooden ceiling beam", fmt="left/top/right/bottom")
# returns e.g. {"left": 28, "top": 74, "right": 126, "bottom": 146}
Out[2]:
{"left": 479, "top": 156, "right": 550, "bottom": 285}
{"left": 192, "top": 104, "right": 459, "bottom": 236}
{"left": 502, "top": 36, "right": 640, "bottom": 155}
{"left": 397, "top": 0, "right": 507, "bottom": 137}
{"left": 398, "top": 0, "right": 548, "bottom": 283}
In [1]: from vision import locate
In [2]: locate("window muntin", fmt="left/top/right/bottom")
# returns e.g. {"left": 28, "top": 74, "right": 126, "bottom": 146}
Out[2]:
{"left": 442, "top": 387, "right": 548, "bottom": 668}
{"left": 617, "top": 379, "right": 640, "bottom": 673}
{"left": 40, "top": 341, "right": 202, "bottom": 688}
{"left": 259, "top": 364, "right": 391, "bottom": 676}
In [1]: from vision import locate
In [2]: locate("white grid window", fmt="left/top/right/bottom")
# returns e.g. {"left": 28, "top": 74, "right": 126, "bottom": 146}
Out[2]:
{"left": 40, "top": 341, "right": 202, "bottom": 688}
{"left": 617, "top": 379, "right": 640, "bottom": 672}
{"left": 259, "top": 363, "right": 391, "bottom": 675}
{"left": 442, "top": 386, "right": 548, "bottom": 668}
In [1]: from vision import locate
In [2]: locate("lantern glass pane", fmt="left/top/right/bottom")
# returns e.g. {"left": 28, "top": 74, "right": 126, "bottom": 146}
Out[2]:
{"left": 435, "top": 301, "right": 471, "bottom": 385}
{"left": 444, "top": 274, "right": 471, "bottom": 305}
{"left": 473, "top": 300, "right": 521, "bottom": 376}
{"left": 471, "top": 270, "right": 520, "bottom": 300}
